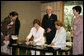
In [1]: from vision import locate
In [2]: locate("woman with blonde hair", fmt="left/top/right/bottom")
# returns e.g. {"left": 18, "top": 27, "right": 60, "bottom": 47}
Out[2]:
{"left": 45, "top": 21, "right": 66, "bottom": 55}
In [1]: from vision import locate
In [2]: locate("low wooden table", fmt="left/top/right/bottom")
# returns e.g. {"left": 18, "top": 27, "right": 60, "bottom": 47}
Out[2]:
{"left": 9, "top": 44, "right": 72, "bottom": 55}
{"left": 60, "top": 47, "right": 72, "bottom": 55}
{"left": 9, "top": 44, "right": 61, "bottom": 55}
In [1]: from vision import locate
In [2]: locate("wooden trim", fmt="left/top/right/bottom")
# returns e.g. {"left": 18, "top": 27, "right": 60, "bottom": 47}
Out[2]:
{"left": 40, "top": 1, "right": 55, "bottom": 3}
{"left": 62, "top": 1, "right": 64, "bottom": 23}
{"left": 60, "top": 1, "right": 64, "bottom": 23}
{"left": 10, "top": 47, "right": 12, "bottom": 55}
{"left": 68, "top": 51, "right": 70, "bottom": 55}
{"left": 56, "top": 51, "right": 59, "bottom": 55}
{"left": 56, "top": 1, "right": 57, "bottom": 19}
{"left": 26, "top": 50, "right": 28, "bottom": 55}
{"left": 17, "top": 40, "right": 26, "bottom": 43}
{"left": 18, "top": 48, "right": 19, "bottom": 55}
{"left": 40, "top": 1, "right": 42, "bottom": 24}
{"left": 60, "top": 1, "right": 61, "bottom": 21}
{"left": 62, "top": 52, "right": 66, "bottom": 55}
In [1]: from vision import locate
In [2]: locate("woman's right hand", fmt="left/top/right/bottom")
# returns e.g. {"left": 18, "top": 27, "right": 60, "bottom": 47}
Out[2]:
{"left": 47, "top": 28, "right": 51, "bottom": 33}
{"left": 29, "top": 41, "right": 34, "bottom": 44}
{"left": 49, "top": 43, "right": 54, "bottom": 46}
{"left": 25, "top": 38, "right": 29, "bottom": 42}
{"left": 71, "top": 31, "right": 74, "bottom": 37}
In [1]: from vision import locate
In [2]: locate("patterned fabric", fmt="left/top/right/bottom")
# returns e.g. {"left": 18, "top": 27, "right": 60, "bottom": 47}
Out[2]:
{"left": 1, "top": 16, "right": 15, "bottom": 36}
{"left": 72, "top": 15, "right": 83, "bottom": 55}
{"left": 1, "top": 32, "right": 4, "bottom": 46}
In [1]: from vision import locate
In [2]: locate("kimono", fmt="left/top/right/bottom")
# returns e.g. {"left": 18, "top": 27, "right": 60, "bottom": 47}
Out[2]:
{"left": 1, "top": 16, "right": 15, "bottom": 36}
{"left": 72, "top": 15, "right": 83, "bottom": 55}
{"left": 1, "top": 16, "right": 15, "bottom": 55}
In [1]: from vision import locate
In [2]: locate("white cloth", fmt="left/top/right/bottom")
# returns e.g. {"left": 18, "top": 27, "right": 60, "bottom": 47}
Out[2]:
{"left": 1, "top": 32, "right": 3, "bottom": 36}
{"left": 48, "top": 13, "right": 51, "bottom": 18}
{"left": 45, "top": 27, "right": 66, "bottom": 55}
{"left": 52, "top": 27, "right": 66, "bottom": 48}
{"left": 27, "top": 26, "right": 45, "bottom": 55}
{"left": 27, "top": 26, "right": 45, "bottom": 45}
{"left": 1, "top": 40, "right": 10, "bottom": 55}
{"left": 31, "top": 50, "right": 40, "bottom": 55}
{"left": 45, "top": 53, "right": 53, "bottom": 55}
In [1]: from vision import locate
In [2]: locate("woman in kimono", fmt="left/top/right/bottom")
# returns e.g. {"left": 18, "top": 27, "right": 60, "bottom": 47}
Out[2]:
{"left": 25, "top": 19, "right": 45, "bottom": 55}
{"left": 71, "top": 6, "right": 83, "bottom": 55}
{"left": 1, "top": 11, "right": 20, "bottom": 55}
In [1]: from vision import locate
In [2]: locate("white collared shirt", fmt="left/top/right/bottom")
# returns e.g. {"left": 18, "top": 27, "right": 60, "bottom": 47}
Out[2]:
{"left": 27, "top": 26, "right": 45, "bottom": 45}
{"left": 48, "top": 13, "right": 51, "bottom": 18}
{"left": 52, "top": 27, "right": 66, "bottom": 48}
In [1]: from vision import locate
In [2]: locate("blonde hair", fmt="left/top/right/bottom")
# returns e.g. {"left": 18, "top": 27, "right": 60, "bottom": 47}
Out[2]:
{"left": 55, "top": 21, "right": 63, "bottom": 26}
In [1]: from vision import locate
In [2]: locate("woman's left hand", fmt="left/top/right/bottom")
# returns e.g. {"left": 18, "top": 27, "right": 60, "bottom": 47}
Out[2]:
{"left": 29, "top": 41, "right": 34, "bottom": 44}
{"left": 49, "top": 43, "right": 54, "bottom": 46}
{"left": 71, "top": 31, "right": 74, "bottom": 37}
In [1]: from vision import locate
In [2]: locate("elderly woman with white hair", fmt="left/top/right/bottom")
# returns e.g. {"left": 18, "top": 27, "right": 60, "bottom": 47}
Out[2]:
{"left": 45, "top": 21, "right": 66, "bottom": 55}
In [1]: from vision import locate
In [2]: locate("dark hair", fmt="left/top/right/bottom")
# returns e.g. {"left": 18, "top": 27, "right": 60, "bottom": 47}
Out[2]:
{"left": 33, "top": 19, "right": 40, "bottom": 26}
{"left": 9, "top": 11, "right": 18, "bottom": 17}
{"left": 72, "top": 6, "right": 82, "bottom": 14}
{"left": 55, "top": 21, "right": 63, "bottom": 26}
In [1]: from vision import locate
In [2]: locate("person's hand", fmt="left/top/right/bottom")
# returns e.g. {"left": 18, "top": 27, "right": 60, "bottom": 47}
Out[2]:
{"left": 5, "top": 35, "right": 10, "bottom": 41}
{"left": 71, "top": 31, "right": 74, "bottom": 37}
{"left": 29, "top": 41, "right": 34, "bottom": 44}
{"left": 47, "top": 28, "right": 51, "bottom": 33}
{"left": 49, "top": 43, "right": 54, "bottom": 46}
{"left": 25, "top": 38, "right": 29, "bottom": 42}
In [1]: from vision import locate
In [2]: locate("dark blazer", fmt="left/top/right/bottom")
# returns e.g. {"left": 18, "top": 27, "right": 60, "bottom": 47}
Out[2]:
{"left": 14, "top": 18, "right": 20, "bottom": 35}
{"left": 42, "top": 14, "right": 57, "bottom": 44}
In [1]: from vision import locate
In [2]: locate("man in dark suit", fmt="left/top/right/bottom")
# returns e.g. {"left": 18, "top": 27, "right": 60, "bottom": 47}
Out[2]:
{"left": 42, "top": 6, "right": 57, "bottom": 45}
